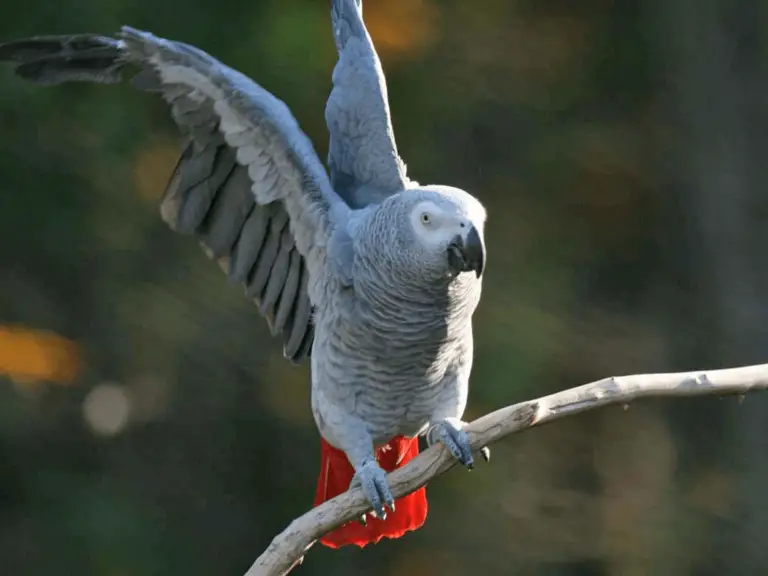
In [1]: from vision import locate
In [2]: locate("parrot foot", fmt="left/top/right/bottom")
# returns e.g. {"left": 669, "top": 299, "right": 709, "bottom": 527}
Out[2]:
{"left": 426, "top": 418, "right": 490, "bottom": 469}
{"left": 349, "top": 459, "right": 395, "bottom": 520}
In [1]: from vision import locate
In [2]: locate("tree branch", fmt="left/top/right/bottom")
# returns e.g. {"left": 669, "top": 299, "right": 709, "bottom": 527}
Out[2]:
{"left": 244, "top": 362, "right": 768, "bottom": 576}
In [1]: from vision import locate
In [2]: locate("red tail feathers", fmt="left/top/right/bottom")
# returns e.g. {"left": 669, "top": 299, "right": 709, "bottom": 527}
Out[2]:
{"left": 313, "top": 435, "right": 428, "bottom": 549}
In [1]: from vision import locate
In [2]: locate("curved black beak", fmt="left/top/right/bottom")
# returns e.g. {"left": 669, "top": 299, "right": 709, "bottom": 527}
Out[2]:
{"left": 447, "top": 225, "right": 486, "bottom": 278}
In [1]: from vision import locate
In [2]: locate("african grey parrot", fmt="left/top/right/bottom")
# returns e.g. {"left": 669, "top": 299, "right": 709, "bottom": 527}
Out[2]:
{"left": 0, "top": 0, "right": 489, "bottom": 548}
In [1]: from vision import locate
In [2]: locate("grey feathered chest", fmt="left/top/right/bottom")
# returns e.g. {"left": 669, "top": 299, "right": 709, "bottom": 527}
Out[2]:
{"left": 311, "top": 268, "right": 481, "bottom": 441}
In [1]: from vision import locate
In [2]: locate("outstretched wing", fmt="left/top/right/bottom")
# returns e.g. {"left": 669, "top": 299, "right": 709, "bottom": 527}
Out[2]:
{"left": 0, "top": 27, "right": 352, "bottom": 363}
{"left": 326, "top": 0, "right": 410, "bottom": 208}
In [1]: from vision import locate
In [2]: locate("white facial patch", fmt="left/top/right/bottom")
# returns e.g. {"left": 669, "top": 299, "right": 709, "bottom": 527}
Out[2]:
{"left": 420, "top": 184, "right": 487, "bottom": 231}
{"left": 410, "top": 200, "right": 461, "bottom": 249}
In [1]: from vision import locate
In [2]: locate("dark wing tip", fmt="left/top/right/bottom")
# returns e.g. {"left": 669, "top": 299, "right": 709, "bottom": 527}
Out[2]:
{"left": 0, "top": 34, "right": 125, "bottom": 85}
{"left": 0, "top": 34, "right": 118, "bottom": 61}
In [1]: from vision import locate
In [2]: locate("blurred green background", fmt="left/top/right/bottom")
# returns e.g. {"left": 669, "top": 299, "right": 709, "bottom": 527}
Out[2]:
{"left": 1, "top": 0, "right": 767, "bottom": 574}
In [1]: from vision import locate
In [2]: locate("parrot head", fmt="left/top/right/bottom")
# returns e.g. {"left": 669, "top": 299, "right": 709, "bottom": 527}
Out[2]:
{"left": 398, "top": 185, "right": 487, "bottom": 280}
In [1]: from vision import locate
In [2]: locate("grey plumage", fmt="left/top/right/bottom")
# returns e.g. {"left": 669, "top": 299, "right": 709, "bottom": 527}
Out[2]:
{"left": 327, "top": 0, "right": 408, "bottom": 206}
{"left": 0, "top": 27, "right": 327, "bottom": 363}
{"left": 0, "top": 0, "right": 489, "bottom": 524}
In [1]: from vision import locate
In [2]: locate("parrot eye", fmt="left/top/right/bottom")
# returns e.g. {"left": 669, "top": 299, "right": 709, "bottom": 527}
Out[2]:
{"left": 420, "top": 212, "right": 431, "bottom": 224}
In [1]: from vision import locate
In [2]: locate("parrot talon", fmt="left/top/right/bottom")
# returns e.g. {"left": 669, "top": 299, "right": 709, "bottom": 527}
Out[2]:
{"left": 358, "top": 513, "right": 367, "bottom": 527}
{"left": 351, "top": 460, "right": 394, "bottom": 521}
{"left": 481, "top": 446, "right": 491, "bottom": 462}
{"left": 426, "top": 418, "right": 475, "bottom": 469}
